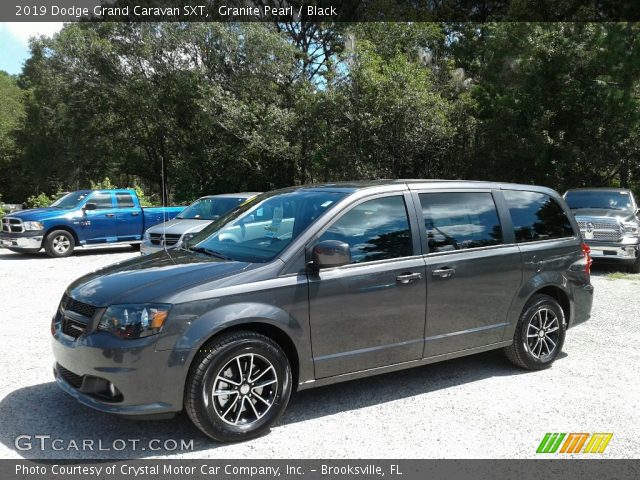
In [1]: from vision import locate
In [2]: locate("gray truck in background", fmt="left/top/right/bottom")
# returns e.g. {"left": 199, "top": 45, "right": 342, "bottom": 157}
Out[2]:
{"left": 564, "top": 188, "right": 640, "bottom": 273}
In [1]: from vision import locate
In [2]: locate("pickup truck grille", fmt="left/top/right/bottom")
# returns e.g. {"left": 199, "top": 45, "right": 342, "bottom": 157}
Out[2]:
{"left": 149, "top": 233, "right": 182, "bottom": 247}
{"left": 576, "top": 218, "right": 623, "bottom": 241}
{"left": 1, "top": 217, "right": 23, "bottom": 233}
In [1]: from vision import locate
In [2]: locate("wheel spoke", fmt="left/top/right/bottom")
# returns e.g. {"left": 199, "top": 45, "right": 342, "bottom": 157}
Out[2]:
{"left": 247, "top": 397, "right": 261, "bottom": 420}
{"left": 236, "top": 357, "right": 245, "bottom": 383}
{"left": 546, "top": 326, "right": 559, "bottom": 334}
{"left": 253, "top": 378, "right": 277, "bottom": 389}
{"left": 250, "top": 365, "right": 274, "bottom": 383}
{"left": 529, "top": 323, "right": 540, "bottom": 332}
{"left": 234, "top": 396, "right": 246, "bottom": 425}
{"left": 247, "top": 354, "right": 254, "bottom": 383}
{"left": 221, "top": 395, "right": 239, "bottom": 420}
{"left": 253, "top": 391, "right": 272, "bottom": 407}
{"left": 213, "top": 390, "right": 238, "bottom": 397}
{"left": 216, "top": 375, "right": 241, "bottom": 386}
{"left": 546, "top": 336, "right": 557, "bottom": 349}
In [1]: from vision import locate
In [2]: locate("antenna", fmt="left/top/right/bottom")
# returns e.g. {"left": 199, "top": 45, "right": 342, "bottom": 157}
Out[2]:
{"left": 162, "top": 154, "right": 168, "bottom": 254}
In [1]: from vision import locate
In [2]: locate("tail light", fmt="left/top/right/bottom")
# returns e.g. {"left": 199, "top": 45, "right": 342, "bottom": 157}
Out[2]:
{"left": 581, "top": 243, "right": 592, "bottom": 275}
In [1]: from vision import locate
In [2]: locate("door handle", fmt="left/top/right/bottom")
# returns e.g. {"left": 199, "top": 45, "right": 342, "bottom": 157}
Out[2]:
{"left": 131, "top": 212, "right": 140, "bottom": 216}
{"left": 396, "top": 272, "right": 422, "bottom": 284}
{"left": 105, "top": 213, "right": 115, "bottom": 218}
{"left": 432, "top": 267, "right": 455, "bottom": 278}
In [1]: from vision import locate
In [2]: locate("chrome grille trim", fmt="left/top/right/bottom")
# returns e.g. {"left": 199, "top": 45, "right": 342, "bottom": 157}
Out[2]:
{"left": 576, "top": 217, "right": 623, "bottom": 241}
{"left": 1, "top": 217, "right": 24, "bottom": 233}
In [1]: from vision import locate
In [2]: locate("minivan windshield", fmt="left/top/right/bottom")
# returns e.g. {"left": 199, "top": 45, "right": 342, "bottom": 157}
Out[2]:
{"left": 183, "top": 190, "right": 347, "bottom": 263}
{"left": 565, "top": 191, "right": 635, "bottom": 211}
{"left": 177, "top": 196, "right": 249, "bottom": 220}
{"left": 50, "top": 191, "right": 91, "bottom": 209}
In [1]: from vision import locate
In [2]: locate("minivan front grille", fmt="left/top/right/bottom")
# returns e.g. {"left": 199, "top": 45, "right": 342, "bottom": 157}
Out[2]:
{"left": 1, "top": 217, "right": 23, "bottom": 233}
{"left": 576, "top": 218, "right": 622, "bottom": 241}
{"left": 57, "top": 364, "right": 84, "bottom": 389}
{"left": 62, "top": 316, "right": 88, "bottom": 339}
{"left": 62, "top": 294, "right": 98, "bottom": 318}
{"left": 149, "top": 233, "right": 182, "bottom": 246}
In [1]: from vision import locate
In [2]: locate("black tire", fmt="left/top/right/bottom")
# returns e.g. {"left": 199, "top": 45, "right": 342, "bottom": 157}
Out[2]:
{"left": 185, "top": 331, "right": 292, "bottom": 443}
{"left": 44, "top": 230, "right": 75, "bottom": 258}
{"left": 627, "top": 255, "right": 640, "bottom": 274}
{"left": 504, "top": 294, "right": 566, "bottom": 370}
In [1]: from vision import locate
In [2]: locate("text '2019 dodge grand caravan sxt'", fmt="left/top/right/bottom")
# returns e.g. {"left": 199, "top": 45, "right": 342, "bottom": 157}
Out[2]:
{"left": 51, "top": 180, "right": 593, "bottom": 442}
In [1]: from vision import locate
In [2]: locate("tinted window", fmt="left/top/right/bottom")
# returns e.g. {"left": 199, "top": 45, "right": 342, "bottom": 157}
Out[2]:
{"left": 503, "top": 190, "right": 574, "bottom": 243}
{"left": 50, "top": 191, "right": 90, "bottom": 209}
{"left": 90, "top": 193, "right": 113, "bottom": 209}
{"left": 116, "top": 193, "right": 135, "bottom": 208}
{"left": 420, "top": 192, "right": 502, "bottom": 253}
{"left": 318, "top": 196, "right": 413, "bottom": 264}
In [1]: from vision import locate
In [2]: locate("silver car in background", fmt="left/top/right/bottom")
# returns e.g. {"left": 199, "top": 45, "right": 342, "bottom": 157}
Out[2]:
{"left": 140, "top": 192, "right": 260, "bottom": 255}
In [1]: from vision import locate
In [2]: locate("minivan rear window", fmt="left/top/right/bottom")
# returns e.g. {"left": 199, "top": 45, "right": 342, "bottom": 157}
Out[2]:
{"left": 419, "top": 192, "right": 503, "bottom": 253}
{"left": 503, "top": 190, "right": 574, "bottom": 243}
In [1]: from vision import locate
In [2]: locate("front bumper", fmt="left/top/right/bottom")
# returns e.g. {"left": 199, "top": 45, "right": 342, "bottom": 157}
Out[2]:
{"left": 51, "top": 326, "right": 187, "bottom": 416}
{"left": 584, "top": 240, "right": 639, "bottom": 263}
{"left": 0, "top": 230, "right": 43, "bottom": 250}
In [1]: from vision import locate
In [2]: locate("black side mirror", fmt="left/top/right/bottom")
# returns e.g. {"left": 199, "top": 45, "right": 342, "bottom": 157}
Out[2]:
{"left": 84, "top": 203, "right": 97, "bottom": 211}
{"left": 309, "top": 240, "right": 351, "bottom": 270}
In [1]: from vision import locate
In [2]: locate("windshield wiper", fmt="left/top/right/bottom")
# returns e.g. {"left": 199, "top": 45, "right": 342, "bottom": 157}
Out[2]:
{"left": 189, "top": 246, "right": 233, "bottom": 260}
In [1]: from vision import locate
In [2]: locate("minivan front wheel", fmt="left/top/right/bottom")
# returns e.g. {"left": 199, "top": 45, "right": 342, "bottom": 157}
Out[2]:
{"left": 504, "top": 294, "right": 566, "bottom": 370}
{"left": 185, "top": 331, "right": 292, "bottom": 442}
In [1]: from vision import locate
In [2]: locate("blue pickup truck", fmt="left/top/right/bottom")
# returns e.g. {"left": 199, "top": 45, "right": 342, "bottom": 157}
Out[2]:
{"left": 0, "top": 189, "right": 184, "bottom": 257}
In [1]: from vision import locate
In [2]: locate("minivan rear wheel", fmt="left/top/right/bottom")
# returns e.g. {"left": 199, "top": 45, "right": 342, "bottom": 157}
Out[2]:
{"left": 185, "top": 331, "right": 292, "bottom": 442}
{"left": 504, "top": 294, "right": 566, "bottom": 370}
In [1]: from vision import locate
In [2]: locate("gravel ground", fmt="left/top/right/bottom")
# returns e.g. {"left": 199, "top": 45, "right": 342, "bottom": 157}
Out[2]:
{"left": 0, "top": 247, "right": 639, "bottom": 459}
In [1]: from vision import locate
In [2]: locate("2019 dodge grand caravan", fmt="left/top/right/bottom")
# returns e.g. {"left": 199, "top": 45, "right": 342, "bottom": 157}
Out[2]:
{"left": 51, "top": 180, "right": 593, "bottom": 442}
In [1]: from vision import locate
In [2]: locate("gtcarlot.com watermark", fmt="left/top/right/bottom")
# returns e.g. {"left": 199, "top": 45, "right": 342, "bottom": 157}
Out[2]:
{"left": 15, "top": 435, "right": 194, "bottom": 452}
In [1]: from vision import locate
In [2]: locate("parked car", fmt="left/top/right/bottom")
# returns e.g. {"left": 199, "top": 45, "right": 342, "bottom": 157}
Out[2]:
{"left": 51, "top": 180, "right": 593, "bottom": 442}
{"left": 0, "top": 189, "right": 184, "bottom": 257}
{"left": 141, "top": 192, "right": 260, "bottom": 255}
{"left": 564, "top": 188, "right": 640, "bottom": 273}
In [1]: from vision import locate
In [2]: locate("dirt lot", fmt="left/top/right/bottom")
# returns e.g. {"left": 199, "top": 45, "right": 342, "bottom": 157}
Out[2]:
{"left": 0, "top": 247, "right": 638, "bottom": 459}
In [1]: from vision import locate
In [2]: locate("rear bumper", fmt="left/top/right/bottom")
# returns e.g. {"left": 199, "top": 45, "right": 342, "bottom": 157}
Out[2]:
{"left": 0, "top": 231, "right": 43, "bottom": 250}
{"left": 569, "top": 283, "right": 594, "bottom": 328}
{"left": 585, "top": 241, "right": 639, "bottom": 263}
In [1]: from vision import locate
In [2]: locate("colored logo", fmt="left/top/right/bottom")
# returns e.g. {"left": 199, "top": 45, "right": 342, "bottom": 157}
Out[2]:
{"left": 536, "top": 433, "right": 613, "bottom": 454}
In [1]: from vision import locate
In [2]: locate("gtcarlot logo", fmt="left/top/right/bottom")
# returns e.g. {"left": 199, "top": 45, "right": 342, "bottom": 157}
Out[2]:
{"left": 536, "top": 433, "right": 613, "bottom": 454}
{"left": 14, "top": 435, "right": 194, "bottom": 452}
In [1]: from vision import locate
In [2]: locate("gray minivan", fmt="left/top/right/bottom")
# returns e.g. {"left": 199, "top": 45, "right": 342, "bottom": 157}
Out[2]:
{"left": 51, "top": 180, "right": 593, "bottom": 442}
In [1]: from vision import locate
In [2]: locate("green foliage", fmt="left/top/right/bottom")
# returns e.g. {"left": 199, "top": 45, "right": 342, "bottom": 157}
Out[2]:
{"left": 1, "top": 22, "right": 639, "bottom": 202}
{"left": 25, "top": 192, "right": 55, "bottom": 208}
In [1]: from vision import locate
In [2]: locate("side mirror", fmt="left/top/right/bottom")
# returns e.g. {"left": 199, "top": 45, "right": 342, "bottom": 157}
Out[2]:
{"left": 84, "top": 203, "right": 97, "bottom": 211}
{"left": 309, "top": 240, "right": 351, "bottom": 270}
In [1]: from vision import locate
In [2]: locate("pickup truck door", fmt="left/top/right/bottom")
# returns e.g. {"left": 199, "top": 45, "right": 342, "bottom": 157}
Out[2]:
{"left": 115, "top": 192, "right": 143, "bottom": 241}
{"left": 308, "top": 193, "right": 426, "bottom": 379}
{"left": 82, "top": 192, "right": 118, "bottom": 244}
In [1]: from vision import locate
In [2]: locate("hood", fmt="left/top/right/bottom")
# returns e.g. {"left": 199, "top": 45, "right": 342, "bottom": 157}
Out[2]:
{"left": 146, "top": 218, "right": 211, "bottom": 236}
{"left": 571, "top": 208, "right": 638, "bottom": 223}
{"left": 7, "top": 207, "right": 69, "bottom": 222}
{"left": 67, "top": 248, "right": 254, "bottom": 306}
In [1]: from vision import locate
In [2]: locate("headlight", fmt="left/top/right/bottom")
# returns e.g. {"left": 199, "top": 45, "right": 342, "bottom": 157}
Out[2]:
{"left": 621, "top": 222, "right": 639, "bottom": 236}
{"left": 97, "top": 304, "right": 171, "bottom": 339}
{"left": 23, "top": 221, "right": 44, "bottom": 231}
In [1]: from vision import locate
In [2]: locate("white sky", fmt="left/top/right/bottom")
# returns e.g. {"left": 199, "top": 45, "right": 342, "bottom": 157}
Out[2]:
{"left": 1, "top": 22, "right": 64, "bottom": 44}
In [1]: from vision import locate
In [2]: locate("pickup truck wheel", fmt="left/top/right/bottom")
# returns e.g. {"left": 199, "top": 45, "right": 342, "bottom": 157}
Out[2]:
{"left": 185, "top": 331, "right": 292, "bottom": 443}
{"left": 504, "top": 294, "right": 566, "bottom": 370}
{"left": 44, "top": 230, "right": 75, "bottom": 258}
{"left": 628, "top": 255, "right": 640, "bottom": 274}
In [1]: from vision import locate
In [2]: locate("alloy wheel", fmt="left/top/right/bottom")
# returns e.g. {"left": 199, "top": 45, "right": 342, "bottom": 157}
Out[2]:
{"left": 211, "top": 353, "right": 278, "bottom": 426}
{"left": 52, "top": 235, "right": 71, "bottom": 254}
{"left": 526, "top": 308, "right": 560, "bottom": 359}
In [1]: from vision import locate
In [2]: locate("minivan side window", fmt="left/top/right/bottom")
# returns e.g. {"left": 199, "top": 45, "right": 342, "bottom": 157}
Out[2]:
{"left": 503, "top": 190, "right": 575, "bottom": 243}
{"left": 419, "top": 192, "right": 503, "bottom": 253}
{"left": 318, "top": 196, "right": 413, "bottom": 264}
{"left": 116, "top": 193, "right": 135, "bottom": 208}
